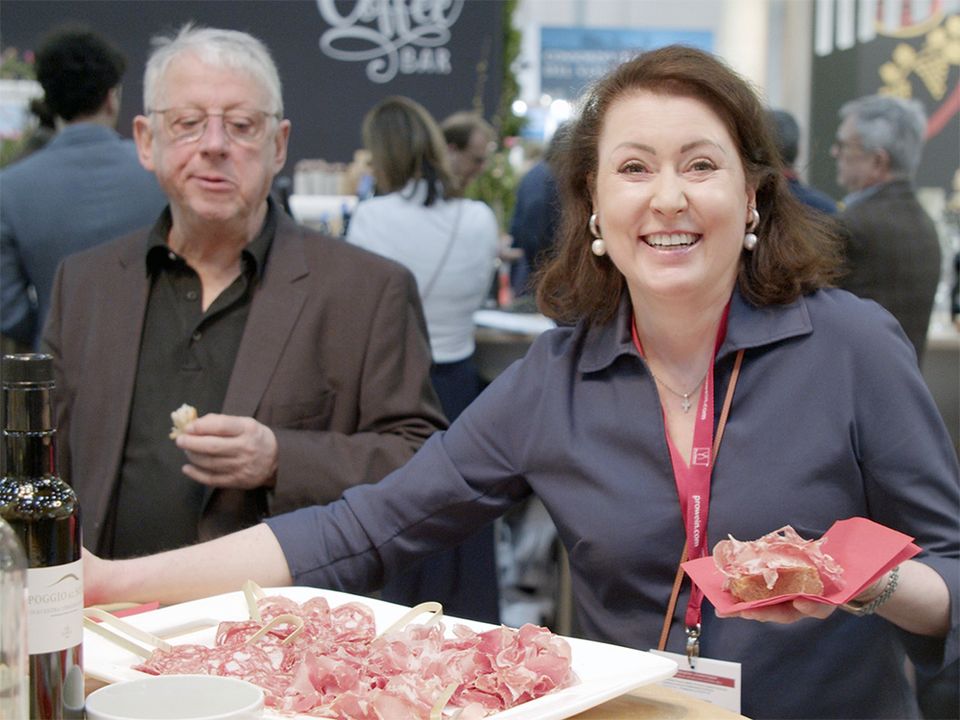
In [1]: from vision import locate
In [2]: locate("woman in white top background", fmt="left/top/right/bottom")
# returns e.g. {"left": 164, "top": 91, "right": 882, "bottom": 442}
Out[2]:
{"left": 346, "top": 95, "right": 500, "bottom": 623}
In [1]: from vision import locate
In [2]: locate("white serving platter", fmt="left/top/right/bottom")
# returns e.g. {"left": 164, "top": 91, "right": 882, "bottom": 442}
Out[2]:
{"left": 84, "top": 586, "right": 676, "bottom": 719}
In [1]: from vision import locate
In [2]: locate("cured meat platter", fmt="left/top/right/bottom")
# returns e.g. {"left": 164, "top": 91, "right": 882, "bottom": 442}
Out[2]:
{"left": 84, "top": 586, "right": 677, "bottom": 719}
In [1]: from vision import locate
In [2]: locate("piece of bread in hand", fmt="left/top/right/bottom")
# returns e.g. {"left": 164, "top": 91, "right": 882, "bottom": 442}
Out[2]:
{"left": 169, "top": 403, "right": 198, "bottom": 439}
{"left": 726, "top": 564, "right": 824, "bottom": 602}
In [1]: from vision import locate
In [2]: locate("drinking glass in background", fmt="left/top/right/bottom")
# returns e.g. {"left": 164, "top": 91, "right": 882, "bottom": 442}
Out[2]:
{"left": 0, "top": 517, "right": 27, "bottom": 720}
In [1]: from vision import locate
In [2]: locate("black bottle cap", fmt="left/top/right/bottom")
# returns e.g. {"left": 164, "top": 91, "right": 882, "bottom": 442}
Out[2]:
{"left": 1, "top": 353, "right": 54, "bottom": 387}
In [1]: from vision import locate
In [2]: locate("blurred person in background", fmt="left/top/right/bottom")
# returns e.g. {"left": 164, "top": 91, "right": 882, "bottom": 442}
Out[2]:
{"left": 508, "top": 123, "right": 570, "bottom": 295}
{"left": 832, "top": 94, "right": 941, "bottom": 365}
{"left": 766, "top": 108, "right": 836, "bottom": 215}
{"left": 0, "top": 26, "right": 167, "bottom": 350}
{"left": 43, "top": 25, "right": 446, "bottom": 561}
{"left": 441, "top": 110, "right": 495, "bottom": 192}
{"left": 346, "top": 95, "right": 500, "bottom": 623}
{"left": 441, "top": 110, "right": 520, "bottom": 307}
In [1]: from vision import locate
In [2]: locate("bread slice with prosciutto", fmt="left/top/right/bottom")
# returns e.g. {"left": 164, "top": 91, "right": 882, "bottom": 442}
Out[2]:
{"left": 713, "top": 525, "right": 844, "bottom": 602}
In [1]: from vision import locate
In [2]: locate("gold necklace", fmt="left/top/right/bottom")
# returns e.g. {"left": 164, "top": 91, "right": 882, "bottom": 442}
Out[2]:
{"left": 647, "top": 368, "right": 709, "bottom": 413}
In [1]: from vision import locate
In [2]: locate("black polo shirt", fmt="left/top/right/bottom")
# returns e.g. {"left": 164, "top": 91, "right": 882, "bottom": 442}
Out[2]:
{"left": 106, "top": 205, "right": 275, "bottom": 558}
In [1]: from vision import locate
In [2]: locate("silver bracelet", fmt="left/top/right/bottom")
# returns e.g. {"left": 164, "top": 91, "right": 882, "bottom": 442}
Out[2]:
{"left": 841, "top": 565, "right": 900, "bottom": 616}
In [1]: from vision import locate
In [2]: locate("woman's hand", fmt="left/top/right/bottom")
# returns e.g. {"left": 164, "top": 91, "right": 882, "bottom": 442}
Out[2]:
{"left": 716, "top": 598, "right": 837, "bottom": 624}
{"left": 714, "top": 571, "right": 891, "bottom": 624}
{"left": 715, "top": 561, "right": 950, "bottom": 637}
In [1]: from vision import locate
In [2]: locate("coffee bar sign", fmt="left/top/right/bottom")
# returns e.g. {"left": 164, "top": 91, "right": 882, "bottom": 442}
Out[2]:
{"left": 316, "top": 0, "right": 464, "bottom": 83}
{"left": 0, "top": 0, "right": 503, "bottom": 163}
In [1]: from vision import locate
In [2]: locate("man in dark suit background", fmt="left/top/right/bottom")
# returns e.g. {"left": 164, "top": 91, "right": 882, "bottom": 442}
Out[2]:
{"left": 1, "top": 27, "right": 167, "bottom": 350}
{"left": 766, "top": 108, "right": 837, "bottom": 215}
{"left": 508, "top": 123, "right": 570, "bottom": 296}
{"left": 43, "top": 24, "right": 446, "bottom": 560}
{"left": 832, "top": 94, "right": 941, "bottom": 364}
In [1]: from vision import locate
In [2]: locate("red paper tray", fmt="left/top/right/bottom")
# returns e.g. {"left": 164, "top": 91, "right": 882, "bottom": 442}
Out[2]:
{"left": 682, "top": 517, "right": 920, "bottom": 612}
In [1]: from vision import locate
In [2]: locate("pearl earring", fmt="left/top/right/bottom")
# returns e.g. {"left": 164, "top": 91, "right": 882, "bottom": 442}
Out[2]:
{"left": 743, "top": 207, "right": 760, "bottom": 251}
{"left": 589, "top": 213, "right": 606, "bottom": 256}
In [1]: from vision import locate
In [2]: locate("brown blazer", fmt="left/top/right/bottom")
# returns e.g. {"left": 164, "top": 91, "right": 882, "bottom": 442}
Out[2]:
{"left": 42, "top": 209, "right": 447, "bottom": 553}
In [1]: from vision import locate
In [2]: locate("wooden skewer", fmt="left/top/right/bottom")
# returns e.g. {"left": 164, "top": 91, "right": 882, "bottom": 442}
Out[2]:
{"left": 83, "top": 607, "right": 172, "bottom": 658}
{"left": 379, "top": 601, "right": 444, "bottom": 637}
{"left": 429, "top": 682, "right": 462, "bottom": 720}
{"left": 242, "top": 579, "right": 266, "bottom": 623}
{"left": 244, "top": 613, "right": 306, "bottom": 647}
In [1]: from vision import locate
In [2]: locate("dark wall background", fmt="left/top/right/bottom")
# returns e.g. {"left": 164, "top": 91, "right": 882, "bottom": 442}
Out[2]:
{"left": 0, "top": 0, "right": 505, "bottom": 172}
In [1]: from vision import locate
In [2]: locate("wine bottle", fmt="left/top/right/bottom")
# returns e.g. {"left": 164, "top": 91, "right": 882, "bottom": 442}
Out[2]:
{"left": 0, "top": 354, "right": 83, "bottom": 719}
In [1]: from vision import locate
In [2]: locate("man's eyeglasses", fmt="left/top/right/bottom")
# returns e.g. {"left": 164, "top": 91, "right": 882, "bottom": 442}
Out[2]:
{"left": 149, "top": 108, "right": 280, "bottom": 146}
{"left": 831, "top": 138, "right": 867, "bottom": 156}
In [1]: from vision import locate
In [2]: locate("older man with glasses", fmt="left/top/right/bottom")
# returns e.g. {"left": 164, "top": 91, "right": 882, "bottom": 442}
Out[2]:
{"left": 41, "top": 24, "right": 447, "bottom": 562}
{"left": 831, "top": 94, "right": 942, "bottom": 365}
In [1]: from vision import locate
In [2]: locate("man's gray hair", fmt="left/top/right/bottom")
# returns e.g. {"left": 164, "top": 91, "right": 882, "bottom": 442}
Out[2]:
{"left": 838, "top": 95, "right": 927, "bottom": 178}
{"left": 143, "top": 23, "right": 283, "bottom": 115}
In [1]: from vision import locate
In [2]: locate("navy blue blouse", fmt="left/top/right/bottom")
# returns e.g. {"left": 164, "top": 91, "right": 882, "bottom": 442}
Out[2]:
{"left": 269, "top": 287, "right": 959, "bottom": 719}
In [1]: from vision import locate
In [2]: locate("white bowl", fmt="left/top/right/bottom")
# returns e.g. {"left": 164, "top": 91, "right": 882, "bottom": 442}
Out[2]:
{"left": 84, "top": 674, "right": 264, "bottom": 720}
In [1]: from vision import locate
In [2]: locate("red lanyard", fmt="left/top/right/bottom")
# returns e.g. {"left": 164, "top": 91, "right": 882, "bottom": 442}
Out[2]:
{"left": 665, "top": 373, "right": 715, "bottom": 628}
{"left": 632, "top": 306, "right": 730, "bottom": 637}
{"left": 669, "top": 422, "right": 713, "bottom": 632}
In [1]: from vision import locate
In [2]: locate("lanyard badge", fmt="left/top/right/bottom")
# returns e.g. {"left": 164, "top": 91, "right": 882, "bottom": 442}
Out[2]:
{"left": 632, "top": 306, "right": 732, "bottom": 667}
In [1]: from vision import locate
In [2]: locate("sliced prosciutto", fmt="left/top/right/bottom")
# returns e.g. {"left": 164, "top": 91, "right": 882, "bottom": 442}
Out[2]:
{"left": 133, "top": 593, "right": 576, "bottom": 718}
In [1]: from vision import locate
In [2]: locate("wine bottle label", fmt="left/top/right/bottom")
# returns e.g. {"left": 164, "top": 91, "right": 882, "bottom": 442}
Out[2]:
{"left": 26, "top": 560, "right": 83, "bottom": 654}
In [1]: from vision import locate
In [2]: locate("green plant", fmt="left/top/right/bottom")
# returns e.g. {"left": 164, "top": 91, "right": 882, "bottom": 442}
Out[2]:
{"left": 495, "top": 0, "right": 524, "bottom": 140}
{"left": 0, "top": 47, "right": 40, "bottom": 168}
{"left": 468, "top": 0, "right": 524, "bottom": 230}
{"left": 0, "top": 47, "right": 35, "bottom": 79}
{"left": 467, "top": 147, "right": 518, "bottom": 229}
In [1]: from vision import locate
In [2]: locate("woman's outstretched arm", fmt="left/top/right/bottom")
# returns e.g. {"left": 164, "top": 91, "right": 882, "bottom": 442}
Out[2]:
{"left": 83, "top": 523, "right": 293, "bottom": 607}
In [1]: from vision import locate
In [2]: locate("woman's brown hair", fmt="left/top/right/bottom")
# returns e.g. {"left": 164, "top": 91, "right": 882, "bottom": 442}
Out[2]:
{"left": 362, "top": 95, "right": 459, "bottom": 206}
{"left": 537, "top": 45, "right": 842, "bottom": 326}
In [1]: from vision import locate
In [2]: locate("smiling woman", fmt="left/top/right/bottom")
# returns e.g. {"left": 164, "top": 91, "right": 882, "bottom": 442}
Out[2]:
{"left": 592, "top": 93, "right": 754, "bottom": 317}
{"left": 588, "top": 91, "right": 755, "bottom": 449}
{"left": 538, "top": 50, "right": 842, "bottom": 329}
{"left": 83, "top": 45, "right": 959, "bottom": 720}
